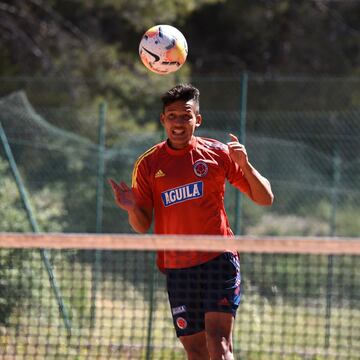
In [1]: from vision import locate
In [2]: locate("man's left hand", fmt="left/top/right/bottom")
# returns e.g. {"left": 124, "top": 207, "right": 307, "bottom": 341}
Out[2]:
{"left": 227, "top": 133, "right": 248, "bottom": 169}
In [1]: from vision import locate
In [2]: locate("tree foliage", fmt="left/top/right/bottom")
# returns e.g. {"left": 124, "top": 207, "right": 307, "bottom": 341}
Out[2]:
{"left": 185, "top": 0, "right": 360, "bottom": 74}
{"left": 0, "top": 156, "right": 67, "bottom": 231}
{"left": 0, "top": 158, "right": 29, "bottom": 232}
{"left": 0, "top": 0, "right": 358, "bottom": 135}
{"left": 1, "top": 0, "right": 358, "bottom": 78}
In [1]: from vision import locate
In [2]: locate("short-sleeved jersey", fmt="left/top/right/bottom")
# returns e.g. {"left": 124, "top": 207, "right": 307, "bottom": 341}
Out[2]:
{"left": 131, "top": 136, "right": 250, "bottom": 269}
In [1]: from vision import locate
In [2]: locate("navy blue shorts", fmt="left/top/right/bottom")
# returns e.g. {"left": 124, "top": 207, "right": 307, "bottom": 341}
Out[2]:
{"left": 165, "top": 252, "right": 241, "bottom": 337}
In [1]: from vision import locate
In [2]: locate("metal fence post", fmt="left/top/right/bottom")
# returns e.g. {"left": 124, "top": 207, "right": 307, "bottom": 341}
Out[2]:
{"left": 145, "top": 129, "right": 165, "bottom": 359}
{"left": 0, "top": 122, "right": 72, "bottom": 337}
{"left": 90, "top": 101, "right": 107, "bottom": 329}
{"left": 234, "top": 72, "right": 248, "bottom": 235}
{"left": 145, "top": 259, "right": 158, "bottom": 360}
{"left": 325, "top": 144, "right": 341, "bottom": 348}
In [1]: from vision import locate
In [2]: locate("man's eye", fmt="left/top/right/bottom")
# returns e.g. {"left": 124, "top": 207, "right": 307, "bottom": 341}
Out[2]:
{"left": 166, "top": 114, "right": 191, "bottom": 121}
{"left": 181, "top": 116, "right": 191, "bottom": 121}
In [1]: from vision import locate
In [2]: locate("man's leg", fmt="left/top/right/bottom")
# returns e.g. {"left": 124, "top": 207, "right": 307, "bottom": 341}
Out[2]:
{"left": 179, "top": 331, "right": 210, "bottom": 360}
{"left": 166, "top": 266, "right": 208, "bottom": 359}
{"left": 205, "top": 312, "right": 235, "bottom": 360}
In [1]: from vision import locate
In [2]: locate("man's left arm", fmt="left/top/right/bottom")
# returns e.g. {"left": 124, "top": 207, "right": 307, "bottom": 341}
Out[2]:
{"left": 227, "top": 133, "right": 274, "bottom": 206}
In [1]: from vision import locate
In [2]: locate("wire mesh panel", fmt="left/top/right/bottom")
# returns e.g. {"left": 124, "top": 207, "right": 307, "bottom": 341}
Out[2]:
{"left": 1, "top": 77, "right": 360, "bottom": 238}
{"left": 0, "top": 234, "right": 359, "bottom": 359}
{"left": 1, "top": 76, "right": 360, "bottom": 359}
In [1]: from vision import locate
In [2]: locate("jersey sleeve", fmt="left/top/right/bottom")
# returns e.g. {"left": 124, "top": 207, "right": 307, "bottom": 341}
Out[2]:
{"left": 131, "top": 156, "right": 153, "bottom": 209}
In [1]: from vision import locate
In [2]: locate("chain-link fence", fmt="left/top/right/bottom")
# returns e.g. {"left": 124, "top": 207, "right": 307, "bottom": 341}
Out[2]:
{"left": 1, "top": 75, "right": 359, "bottom": 359}
{"left": 0, "top": 75, "right": 359, "bottom": 237}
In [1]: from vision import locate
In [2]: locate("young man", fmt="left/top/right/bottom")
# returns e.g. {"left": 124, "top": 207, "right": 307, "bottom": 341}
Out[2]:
{"left": 109, "top": 83, "right": 273, "bottom": 360}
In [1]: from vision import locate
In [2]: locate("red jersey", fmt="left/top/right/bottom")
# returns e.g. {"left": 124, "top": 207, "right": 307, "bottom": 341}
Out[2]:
{"left": 131, "top": 136, "right": 250, "bottom": 269}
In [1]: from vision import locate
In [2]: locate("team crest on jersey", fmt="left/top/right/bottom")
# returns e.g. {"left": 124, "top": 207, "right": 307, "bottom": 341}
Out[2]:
{"left": 161, "top": 181, "right": 203, "bottom": 207}
{"left": 193, "top": 160, "right": 208, "bottom": 177}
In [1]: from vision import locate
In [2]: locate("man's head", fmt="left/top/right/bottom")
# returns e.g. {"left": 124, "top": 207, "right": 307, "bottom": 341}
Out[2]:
{"left": 160, "top": 84, "right": 202, "bottom": 150}
{"left": 161, "top": 83, "right": 200, "bottom": 114}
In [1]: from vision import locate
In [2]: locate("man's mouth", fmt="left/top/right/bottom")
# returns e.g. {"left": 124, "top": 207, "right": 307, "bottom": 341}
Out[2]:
{"left": 172, "top": 129, "right": 185, "bottom": 136}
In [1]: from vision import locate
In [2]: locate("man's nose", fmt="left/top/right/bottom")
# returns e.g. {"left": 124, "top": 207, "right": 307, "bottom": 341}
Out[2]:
{"left": 172, "top": 116, "right": 187, "bottom": 123}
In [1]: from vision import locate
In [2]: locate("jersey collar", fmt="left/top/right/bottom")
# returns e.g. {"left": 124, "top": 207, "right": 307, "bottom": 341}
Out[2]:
{"left": 164, "top": 136, "right": 197, "bottom": 156}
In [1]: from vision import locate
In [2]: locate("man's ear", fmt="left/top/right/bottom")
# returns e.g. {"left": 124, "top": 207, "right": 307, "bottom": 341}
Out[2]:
{"left": 195, "top": 114, "right": 202, "bottom": 128}
{"left": 160, "top": 113, "right": 165, "bottom": 126}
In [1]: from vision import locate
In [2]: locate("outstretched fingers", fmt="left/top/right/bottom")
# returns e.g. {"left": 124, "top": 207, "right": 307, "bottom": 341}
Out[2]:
{"left": 108, "top": 178, "right": 136, "bottom": 211}
{"left": 119, "top": 181, "right": 131, "bottom": 191}
{"left": 108, "top": 178, "right": 119, "bottom": 190}
{"left": 108, "top": 179, "right": 130, "bottom": 192}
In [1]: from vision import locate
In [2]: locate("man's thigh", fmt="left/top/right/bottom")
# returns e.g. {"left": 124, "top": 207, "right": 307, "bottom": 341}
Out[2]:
{"left": 202, "top": 252, "right": 241, "bottom": 315}
{"left": 166, "top": 265, "right": 205, "bottom": 337}
{"left": 166, "top": 252, "right": 241, "bottom": 337}
{"left": 205, "top": 312, "right": 234, "bottom": 337}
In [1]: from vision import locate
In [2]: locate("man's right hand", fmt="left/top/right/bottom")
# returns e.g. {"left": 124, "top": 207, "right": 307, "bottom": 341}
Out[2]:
{"left": 108, "top": 179, "right": 136, "bottom": 212}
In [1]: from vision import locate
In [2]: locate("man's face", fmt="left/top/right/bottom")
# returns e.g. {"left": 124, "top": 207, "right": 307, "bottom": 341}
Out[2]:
{"left": 160, "top": 100, "right": 202, "bottom": 149}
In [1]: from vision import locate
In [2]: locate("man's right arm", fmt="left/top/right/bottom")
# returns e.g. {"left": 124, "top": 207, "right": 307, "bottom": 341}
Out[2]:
{"left": 127, "top": 205, "right": 153, "bottom": 233}
{"left": 109, "top": 178, "right": 153, "bottom": 233}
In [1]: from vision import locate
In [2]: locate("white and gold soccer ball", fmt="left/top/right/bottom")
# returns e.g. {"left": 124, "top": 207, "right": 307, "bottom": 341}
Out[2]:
{"left": 139, "top": 25, "right": 188, "bottom": 75}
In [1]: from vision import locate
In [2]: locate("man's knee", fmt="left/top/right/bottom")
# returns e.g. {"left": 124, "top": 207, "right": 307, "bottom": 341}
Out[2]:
{"left": 185, "top": 346, "right": 209, "bottom": 359}
{"left": 205, "top": 315, "right": 234, "bottom": 360}
{"left": 206, "top": 333, "right": 234, "bottom": 359}
{"left": 180, "top": 332, "right": 210, "bottom": 360}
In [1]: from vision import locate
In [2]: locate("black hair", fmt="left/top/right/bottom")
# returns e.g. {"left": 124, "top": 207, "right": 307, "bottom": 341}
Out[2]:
{"left": 161, "top": 83, "right": 200, "bottom": 113}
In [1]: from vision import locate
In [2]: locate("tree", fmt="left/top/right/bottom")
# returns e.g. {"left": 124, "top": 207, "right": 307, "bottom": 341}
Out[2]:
{"left": 0, "top": 0, "right": 222, "bottom": 139}
{"left": 185, "top": 0, "right": 360, "bottom": 75}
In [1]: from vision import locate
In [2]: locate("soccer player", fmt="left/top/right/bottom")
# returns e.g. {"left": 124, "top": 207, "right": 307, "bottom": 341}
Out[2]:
{"left": 109, "top": 83, "right": 273, "bottom": 360}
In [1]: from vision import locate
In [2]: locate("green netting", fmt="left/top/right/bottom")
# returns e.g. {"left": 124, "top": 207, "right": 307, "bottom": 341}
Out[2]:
{"left": 1, "top": 85, "right": 359, "bottom": 236}
{"left": 0, "top": 76, "right": 360, "bottom": 358}
{"left": 0, "top": 246, "right": 359, "bottom": 359}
